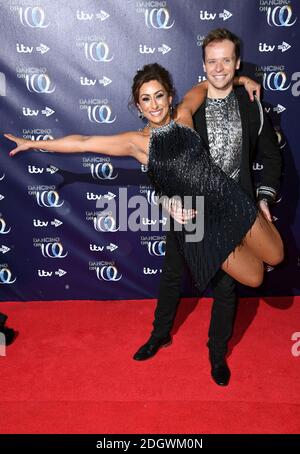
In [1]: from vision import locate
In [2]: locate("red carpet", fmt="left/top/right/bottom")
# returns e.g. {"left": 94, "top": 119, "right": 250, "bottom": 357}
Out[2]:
{"left": 0, "top": 296, "right": 299, "bottom": 433}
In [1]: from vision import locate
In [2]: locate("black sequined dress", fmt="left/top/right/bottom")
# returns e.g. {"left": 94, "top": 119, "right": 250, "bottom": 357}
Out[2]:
{"left": 147, "top": 120, "right": 258, "bottom": 292}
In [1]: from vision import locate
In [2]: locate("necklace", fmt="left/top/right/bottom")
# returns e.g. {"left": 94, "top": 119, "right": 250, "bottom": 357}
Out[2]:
{"left": 146, "top": 119, "right": 174, "bottom": 131}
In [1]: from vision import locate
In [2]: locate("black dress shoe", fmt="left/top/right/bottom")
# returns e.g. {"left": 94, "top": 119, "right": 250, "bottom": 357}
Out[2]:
{"left": 133, "top": 335, "right": 172, "bottom": 361}
{"left": 210, "top": 355, "right": 231, "bottom": 386}
{"left": 0, "top": 326, "right": 18, "bottom": 346}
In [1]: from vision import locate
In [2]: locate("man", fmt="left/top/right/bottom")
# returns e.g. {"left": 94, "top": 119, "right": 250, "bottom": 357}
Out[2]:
{"left": 0, "top": 312, "right": 17, "bottom": 346}
{"left": 133, "top": 29, "right": 282, "bottom": 386}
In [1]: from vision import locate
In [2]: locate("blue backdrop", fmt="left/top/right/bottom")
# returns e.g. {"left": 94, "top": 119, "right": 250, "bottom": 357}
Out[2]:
{"left": 0, "top": 0, "right": 299, "bottom": 301}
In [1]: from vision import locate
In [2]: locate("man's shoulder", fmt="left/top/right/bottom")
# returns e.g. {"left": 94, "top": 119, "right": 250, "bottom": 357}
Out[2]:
{"left": 234, "top": 88, "right": 265, "bottom": 136}
{"left": 234, "top": 87, "right": 261, "bottom": 117}
{"left": 234, "top": 86, "right": 255, "bottom": 104}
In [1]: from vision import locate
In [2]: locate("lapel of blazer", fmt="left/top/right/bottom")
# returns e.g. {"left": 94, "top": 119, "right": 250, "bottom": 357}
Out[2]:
{"left": 194, "top": 104, "right": 209, "bottom": 149}
{"left": 236, "top": 91, "right": 250, "bottom": 159}
{"left": 236, "top": 90, "right": 254, "bottom": 194}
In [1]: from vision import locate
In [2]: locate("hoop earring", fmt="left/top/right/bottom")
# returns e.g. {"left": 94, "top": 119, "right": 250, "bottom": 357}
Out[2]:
{"left": 138, "top": 110, "right": 145, "bottom": 120}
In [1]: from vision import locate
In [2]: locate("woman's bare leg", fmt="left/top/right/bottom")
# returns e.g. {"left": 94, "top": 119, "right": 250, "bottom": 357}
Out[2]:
{"left": 220, "top": 212, "right": 283, "bottom": 287}
{"left": 244, "top": 213, "right": 284, "bottom": 266}
{"left": 221, "top": 244, "right": 264, "bottom": 287}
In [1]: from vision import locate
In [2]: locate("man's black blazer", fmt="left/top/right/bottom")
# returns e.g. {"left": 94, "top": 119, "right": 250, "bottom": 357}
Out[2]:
{"left": 193, "top": 88, "right": 282, "bottom": 202}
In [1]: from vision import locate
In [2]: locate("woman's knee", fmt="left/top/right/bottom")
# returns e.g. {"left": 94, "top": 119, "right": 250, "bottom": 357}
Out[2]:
{"left": 243, "top": 264, "right": 264, "bottom": 288}
{"left": 246, "top": 273, "right": 264, "bottom": 288}
{"left": 265, "top": 242, "right": 284, "bottom": 266}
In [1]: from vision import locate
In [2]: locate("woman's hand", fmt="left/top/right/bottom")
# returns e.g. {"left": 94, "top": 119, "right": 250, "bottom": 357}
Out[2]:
{"left": 259, "top": 199, "right": 272, "bottom": 222}
{"left": 4, "top": 134, "right": 32, "bottom": 156}
{"left": 237, "top": 76, "right": 261, "bottom": 102}
{"left": 163, "top": 197, "right": 197, "bottom": 224}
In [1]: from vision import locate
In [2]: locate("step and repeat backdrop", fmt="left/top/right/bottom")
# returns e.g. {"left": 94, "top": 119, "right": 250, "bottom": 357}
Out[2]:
{"left": 0, "top": 0, "right": 299, "bottom": 301}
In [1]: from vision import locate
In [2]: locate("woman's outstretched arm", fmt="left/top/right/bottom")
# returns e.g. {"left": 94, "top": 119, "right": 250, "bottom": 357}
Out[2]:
{"left": 5, "top": 131, "right": 139, "bottom": 158}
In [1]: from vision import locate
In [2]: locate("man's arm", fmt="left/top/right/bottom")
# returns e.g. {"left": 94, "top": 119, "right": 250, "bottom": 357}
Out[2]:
{"left": 256, "top": 105, "right": 282, "bottom": 202}
{"left": 254, "top": 99, "right": 282, "bottom": 220}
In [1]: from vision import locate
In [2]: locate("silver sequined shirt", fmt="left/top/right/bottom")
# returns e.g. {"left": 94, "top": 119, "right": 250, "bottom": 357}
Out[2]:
{"left": 205, "top": 91, "right": 242, "bottom": 181}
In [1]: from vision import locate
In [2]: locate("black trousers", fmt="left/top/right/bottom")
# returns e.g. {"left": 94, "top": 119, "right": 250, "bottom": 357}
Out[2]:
{"left": 152, "top": 229, "right": 237, "bottom": 357}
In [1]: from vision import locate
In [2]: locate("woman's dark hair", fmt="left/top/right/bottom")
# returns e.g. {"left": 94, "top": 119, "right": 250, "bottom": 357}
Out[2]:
{"left": 131, "top": 63, "right": 175, "bottom": 106}
{"left": 202, "top": 28, "right": 241, "bottom": 61}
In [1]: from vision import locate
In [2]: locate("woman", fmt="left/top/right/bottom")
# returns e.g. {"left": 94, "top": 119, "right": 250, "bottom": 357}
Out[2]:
{"left": 5, "top": 63, "right": 283, "bottom": 291}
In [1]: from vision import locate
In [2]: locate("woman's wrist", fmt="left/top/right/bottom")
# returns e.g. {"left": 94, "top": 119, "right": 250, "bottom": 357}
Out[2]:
{"left": 26, "top": 139, "right": 36, "bottom": 149}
